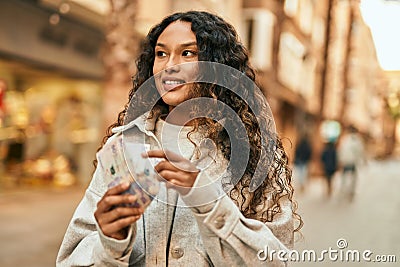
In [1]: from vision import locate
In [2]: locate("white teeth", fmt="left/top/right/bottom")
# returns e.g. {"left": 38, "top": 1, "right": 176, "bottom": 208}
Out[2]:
{"left": 164, "top": 80, "right": 184, "bottom": 85}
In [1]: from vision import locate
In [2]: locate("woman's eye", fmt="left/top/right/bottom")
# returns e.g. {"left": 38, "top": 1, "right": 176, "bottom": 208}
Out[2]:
{"left": 182, "top": 50, "right": 197, "bottom": 57}
{"left": 156, "top": 51, "right": 166, "bottom": 57}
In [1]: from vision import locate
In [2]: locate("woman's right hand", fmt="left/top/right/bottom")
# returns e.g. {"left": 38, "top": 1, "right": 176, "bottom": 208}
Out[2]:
{"left": 94, "top": 182, "right": 144, "bottom": 240}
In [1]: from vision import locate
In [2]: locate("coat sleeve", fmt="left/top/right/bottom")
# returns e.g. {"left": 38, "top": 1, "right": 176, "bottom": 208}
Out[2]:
{"left": 195, "top": 195, "right": 293, "bottom": 266}
{"left": 182, "top": 169, "right": 294, "bottom": 267}
{"left": 56, "top": 164, "right": 137, "bottom": 266}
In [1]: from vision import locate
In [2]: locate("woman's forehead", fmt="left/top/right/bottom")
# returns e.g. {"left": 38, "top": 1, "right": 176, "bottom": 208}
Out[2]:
{"left": 157, "top": 21, "right": 195, "bottom": 43}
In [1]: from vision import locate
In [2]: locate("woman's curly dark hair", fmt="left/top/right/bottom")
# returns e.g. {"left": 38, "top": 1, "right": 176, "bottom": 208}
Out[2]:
{"left": 101, "top": 11, "right": 302, "bottom": 232}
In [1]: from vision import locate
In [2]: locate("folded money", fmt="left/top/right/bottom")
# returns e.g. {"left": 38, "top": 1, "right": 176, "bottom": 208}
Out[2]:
{"left": 96, "top": 134, "right": 163, "bottom": 209}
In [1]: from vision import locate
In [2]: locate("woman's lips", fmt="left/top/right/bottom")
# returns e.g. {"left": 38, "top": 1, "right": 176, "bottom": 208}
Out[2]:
{"left": 161, "top": 77, "right": 186, "bottom": 91}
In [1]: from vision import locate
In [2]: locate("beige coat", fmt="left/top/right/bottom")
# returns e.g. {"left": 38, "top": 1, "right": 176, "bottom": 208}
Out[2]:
{"left": 56, "top": 113, "right": 294, "bottom": 266}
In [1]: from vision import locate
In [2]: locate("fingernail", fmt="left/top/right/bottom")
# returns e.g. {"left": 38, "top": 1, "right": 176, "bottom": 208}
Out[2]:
{"left": 128, "top": 195, "right": 136, "bottom": 202}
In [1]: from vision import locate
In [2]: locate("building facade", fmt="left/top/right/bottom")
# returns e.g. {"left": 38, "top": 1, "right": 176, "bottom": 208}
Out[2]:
{"left": 239, "top": 0, "right": 388, "bottom": 171}
{"left": 0, "top": 0, "right": 392, "bottom": 187}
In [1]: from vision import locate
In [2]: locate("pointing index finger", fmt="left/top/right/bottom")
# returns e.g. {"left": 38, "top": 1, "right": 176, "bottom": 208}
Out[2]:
{"left": 143, "top": 149, "right": 184, "bottom": 162}
{"left": 142, "top": 150, "right": 165, "bottom": 159}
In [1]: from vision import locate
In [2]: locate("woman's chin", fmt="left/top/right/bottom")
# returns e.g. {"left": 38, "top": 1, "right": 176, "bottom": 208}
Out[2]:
{"left": 157, "top": 85, "right": 190, "bottom": 107}
{"left": 161, "top": 97, "right": 185, "bottom": 108}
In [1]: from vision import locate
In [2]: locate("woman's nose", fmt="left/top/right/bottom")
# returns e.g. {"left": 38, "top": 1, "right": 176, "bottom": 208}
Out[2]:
{"left": 164, "top": 55, "right": 181, "bottom": 73}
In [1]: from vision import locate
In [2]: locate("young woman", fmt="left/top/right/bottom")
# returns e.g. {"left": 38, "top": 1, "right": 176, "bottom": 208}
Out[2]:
{"left": 57, "top": 11, "right": 301, "bottom": 266}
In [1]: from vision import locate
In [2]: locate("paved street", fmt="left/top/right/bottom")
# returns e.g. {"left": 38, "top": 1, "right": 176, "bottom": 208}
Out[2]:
{"left": 292, "top": 158, "right": 400, "bottom": 266}
{"left": 0, "top": 159, "right": 399, "bottom": 266}
{"left": 0, "top": 185, "right": 86, "bottom": 267}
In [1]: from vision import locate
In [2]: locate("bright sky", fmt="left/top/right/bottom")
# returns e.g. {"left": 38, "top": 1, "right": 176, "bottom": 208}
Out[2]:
{"left": 360, "top": 0, "right": 400, "bottom": 70}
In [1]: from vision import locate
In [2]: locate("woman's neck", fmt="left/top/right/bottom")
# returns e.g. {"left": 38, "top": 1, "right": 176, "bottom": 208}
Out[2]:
{"left": 164, "top": 106, "right": 194, "bottom": 126}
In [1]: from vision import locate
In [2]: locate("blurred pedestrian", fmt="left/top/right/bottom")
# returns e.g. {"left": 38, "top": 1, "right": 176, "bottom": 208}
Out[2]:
{"left": 56, "top": 11, "right": 302, "bottom": 266}
{"left": 321, "top": 141, "right": 337, "bottom": 197}
{"left": 294, "top": 134, "right": 312, "bottom": 193}
{"left": 337, "top": 125, "right": 365, "bottom": 201}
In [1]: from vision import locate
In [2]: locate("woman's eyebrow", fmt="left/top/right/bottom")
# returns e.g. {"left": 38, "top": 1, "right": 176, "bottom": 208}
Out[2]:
{"left": 180, "top": 41, "right": 197, "bottom": 47}
{"left": 156, "top": 41, "right": 197, "bottom": 48}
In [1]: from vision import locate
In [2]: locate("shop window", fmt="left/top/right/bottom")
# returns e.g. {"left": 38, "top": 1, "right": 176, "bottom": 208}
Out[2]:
{"left": 311, "top": 17, "right": 325, "bottom": 48}
{"left": 284, "top": 0, "right": 299, "bottom": 17}
{"left": 244, "top": 18, "right": 255, "bottom": 53}
{"left": 301, "top": 56, "right": 316, "bottom": 98}
{"left": 278, "top": 32, "right": 307, "bottom": 93}
{"left": 298, "top": 0, "right": 314, "bottom": 35}
{"left": 241, "top": 9, "right": 276, "bottom": 70}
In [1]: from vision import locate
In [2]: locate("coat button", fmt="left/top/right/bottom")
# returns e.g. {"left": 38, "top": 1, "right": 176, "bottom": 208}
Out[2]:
{"left": 171, "top": 246, "right": 184, "bottom": 259}
{"left": 214, "top": 215, "right": 225, "bottom": 229}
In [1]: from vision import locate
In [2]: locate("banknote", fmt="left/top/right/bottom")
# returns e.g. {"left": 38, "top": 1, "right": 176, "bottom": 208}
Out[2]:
{"left": 96, "top": 135, "right": 163, "bottom": 209}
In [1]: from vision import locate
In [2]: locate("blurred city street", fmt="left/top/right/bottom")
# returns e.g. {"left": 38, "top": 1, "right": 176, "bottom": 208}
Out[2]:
{"left": 0, "top": 0, "right": 400, "bottom": 266}
{"left": 293, "top": 157, "right": 400, "bottom": 266}
{"left": 0, "top": 158, "right": 398, "bottom": 266}
{"left": 0, "top": 184, "right": 86, "bottom": 267}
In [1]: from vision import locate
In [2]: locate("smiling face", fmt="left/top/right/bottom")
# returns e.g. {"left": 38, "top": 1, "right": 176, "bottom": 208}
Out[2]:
{"left": 153, "top": 21, "right": 199, "bottom": 110}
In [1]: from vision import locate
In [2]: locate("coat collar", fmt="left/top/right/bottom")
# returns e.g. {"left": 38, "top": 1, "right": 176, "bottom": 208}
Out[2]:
{"left": 111, "top": 108, "right": 163, "bottom": 134}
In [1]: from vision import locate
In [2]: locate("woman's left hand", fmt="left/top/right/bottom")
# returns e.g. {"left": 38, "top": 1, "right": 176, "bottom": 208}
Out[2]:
{"left": 143, "top": 150, "right": 199, "bottom": 195}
